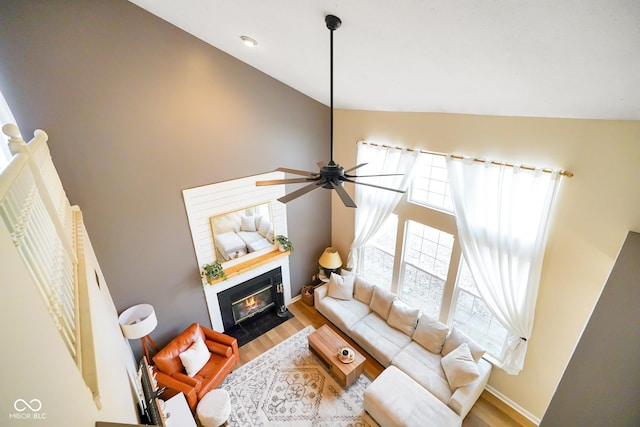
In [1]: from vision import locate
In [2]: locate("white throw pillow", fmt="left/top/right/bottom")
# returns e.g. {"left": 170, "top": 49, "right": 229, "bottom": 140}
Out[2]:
{"left": 353, "top": 276, "right": 375, "bottom": 305}
{"left": 253, "top": 215, "right": 263, "bottom": 230}
{"left": 441, "top": 327, "right": 486, "bottom": 362}
{"left": 412, "top": 313, "right": 450, "bottom": 354}
{"left": 178, "top": 336, "right": 210, "bottom": 377}
{"left": 327, "top": 273, "right": 355, "bottom": 300}
{"left": 258, "top": 218, "right": 271, "bottom": 237}
{"left": 240, "top": 215, "right": 256, "bottom": 232}
{"left": 441, "top": 343, "right": 480, "bottom": 390}
{"left": 369, "top": 286, "right": 396, "bottom": 320}
{"left": 387, "top": 300, "right": 420, "bottom": 336}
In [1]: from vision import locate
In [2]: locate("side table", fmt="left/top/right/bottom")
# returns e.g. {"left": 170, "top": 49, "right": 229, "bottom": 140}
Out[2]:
{"left": 163, "top": 392, "right": 196, "bottom": 427}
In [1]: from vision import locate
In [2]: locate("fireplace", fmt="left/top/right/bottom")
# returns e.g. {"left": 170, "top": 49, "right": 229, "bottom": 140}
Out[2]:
{"left": 217, "top": 267, "right": 287, "bottom": 335}
{"left": 231, "top": 285, "right": 274, "bottom": 324}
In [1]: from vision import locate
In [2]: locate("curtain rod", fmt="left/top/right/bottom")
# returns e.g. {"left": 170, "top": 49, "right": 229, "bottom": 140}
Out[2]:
{"left": 359, "top": 141, "right": 574, "bottom": 178}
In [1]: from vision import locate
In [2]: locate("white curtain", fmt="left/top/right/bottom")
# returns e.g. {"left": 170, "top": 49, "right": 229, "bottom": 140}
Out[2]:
{"left": 446, "top": 156, "right": 561, "bottom": 375}
{"left": 347, "top": 141, "right": 418, "bottom": 271}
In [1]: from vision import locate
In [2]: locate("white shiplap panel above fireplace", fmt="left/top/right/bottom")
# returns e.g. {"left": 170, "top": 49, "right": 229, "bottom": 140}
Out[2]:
{"left": 182, "top": 172, "right": 291, "bottom": 331}
{"left": 182, "top": 171, "right": 286, "bottom": 269}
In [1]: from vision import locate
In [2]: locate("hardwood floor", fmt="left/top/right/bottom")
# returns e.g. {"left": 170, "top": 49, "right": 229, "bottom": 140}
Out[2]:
{"left": 238, "top": 299, "right": 529, "bottom": 427}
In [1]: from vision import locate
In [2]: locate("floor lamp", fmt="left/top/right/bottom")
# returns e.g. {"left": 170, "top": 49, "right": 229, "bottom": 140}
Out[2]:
{"left": 119, "top": 304, "right": 160, "bottom": 362}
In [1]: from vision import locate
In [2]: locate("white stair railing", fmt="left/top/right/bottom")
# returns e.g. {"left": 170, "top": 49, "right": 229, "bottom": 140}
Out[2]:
{"left": 0, "top": 124, "right": 101, "bottom": 404}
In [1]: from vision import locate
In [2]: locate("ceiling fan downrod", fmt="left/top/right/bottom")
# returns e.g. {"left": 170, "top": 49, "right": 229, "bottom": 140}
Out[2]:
{"left": 325, "top": 14, "right": 341, "bottom": 166}
{"left": 254, "top": 14, "right": 406, "bottom": 208}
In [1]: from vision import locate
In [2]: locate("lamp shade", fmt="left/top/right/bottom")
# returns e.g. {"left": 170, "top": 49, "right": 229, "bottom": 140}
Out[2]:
{"left": 118, "top": 304, "right": 157, "bottom": 340}
{"left": 318, "top": 247, "right": 342, "bottom": 269}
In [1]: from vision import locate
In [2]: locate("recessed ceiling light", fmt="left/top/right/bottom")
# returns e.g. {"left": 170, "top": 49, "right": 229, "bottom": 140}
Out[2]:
{"left": 240, "top": 35, "right": 258, "bottom": 47}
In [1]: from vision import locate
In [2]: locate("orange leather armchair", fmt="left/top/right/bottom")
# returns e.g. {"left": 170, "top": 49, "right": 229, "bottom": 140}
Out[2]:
{"left": 152, "top": 323, "right": 239, "bottom": 410}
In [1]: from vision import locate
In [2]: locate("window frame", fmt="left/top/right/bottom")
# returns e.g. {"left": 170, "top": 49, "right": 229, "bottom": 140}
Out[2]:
{"left": 357, "top": 153, "right": 508, "bottom": 365}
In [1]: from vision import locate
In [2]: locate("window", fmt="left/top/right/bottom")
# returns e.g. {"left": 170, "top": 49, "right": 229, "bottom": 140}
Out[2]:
{"left": 408, "top": 153, "right": 453, "bottom": 212}
{"left": 360, "top": 214, "right": 398, "bottom": 290}
{"left": 358, "top": 149, "right": 510, "bottom": 363}
{"left": 399, "top": 221, "right": 453, "bottom": 318}
{"left": 452, "top": 260, "right": 509, "bottom": 360}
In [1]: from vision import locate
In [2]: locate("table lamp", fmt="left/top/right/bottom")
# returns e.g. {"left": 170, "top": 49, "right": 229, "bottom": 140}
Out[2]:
{"left": 119, "top": 304, "right": 159, "bottom": 362}
{"left": 318, "top": 247, "right": 342, "bottom": 278}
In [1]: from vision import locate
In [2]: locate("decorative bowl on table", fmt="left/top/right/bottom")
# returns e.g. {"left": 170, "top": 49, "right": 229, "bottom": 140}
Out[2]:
{"left": 337, "top": 347, "right": 355, "bottom": 364}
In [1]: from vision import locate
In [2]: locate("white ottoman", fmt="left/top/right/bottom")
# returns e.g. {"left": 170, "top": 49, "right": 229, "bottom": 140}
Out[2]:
{"left": 196, "top": 389, "right": 231, "bottom": 427}
{"left": 364, "top": 366, "right": 461, "bottom": 427}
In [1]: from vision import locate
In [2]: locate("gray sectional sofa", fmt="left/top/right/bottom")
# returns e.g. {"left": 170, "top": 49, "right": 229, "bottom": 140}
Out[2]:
{"left": 314, "top": 271, "right": 492, "bottom": 427}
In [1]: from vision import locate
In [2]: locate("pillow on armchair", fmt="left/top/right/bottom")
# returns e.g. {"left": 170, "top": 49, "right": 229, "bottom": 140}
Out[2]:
{"left": 179, "top": 336, "right": 210, "bottom": 377}
{"left": 152, "top": 323, "right": 240, "bottom": 411}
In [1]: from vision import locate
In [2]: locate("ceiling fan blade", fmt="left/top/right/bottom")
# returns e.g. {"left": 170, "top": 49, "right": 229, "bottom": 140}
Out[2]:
{"left": 329, "top": 181, "right": 357, "bottom": 208}
{"left": 256, "top": 178, "right": 318, "bottom": 186}
{"left": 343, "top": 163, "right": 368, "bottom": 174}
{"left": 276, "top": 167, "right": 319, "bottom": 177}
{"left": 278, "top": 181, "right": 324, "bottom": 204}
{"left": 343, "top": 177, "right": 406, "bottom": 194}
{"left": 344, "top": 173, "right": 405, "bottom": 178}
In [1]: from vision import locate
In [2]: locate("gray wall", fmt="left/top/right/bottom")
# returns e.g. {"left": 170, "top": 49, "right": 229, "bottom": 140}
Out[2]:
{"left": 541, "top": 231, "right": 640, "bottom": 426}
{"left": 0, "top": 0, "right": 331, "bottom": 351}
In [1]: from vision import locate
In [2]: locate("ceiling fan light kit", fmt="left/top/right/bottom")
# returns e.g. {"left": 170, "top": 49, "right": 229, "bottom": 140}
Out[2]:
{"left": 256, "top": 15, "right": 404, "bottom": 208}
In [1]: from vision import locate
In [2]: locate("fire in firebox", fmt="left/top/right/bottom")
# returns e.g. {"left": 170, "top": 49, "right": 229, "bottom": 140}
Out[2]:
{"left": 232, "top": 285, "right": 274, "bottom": 324}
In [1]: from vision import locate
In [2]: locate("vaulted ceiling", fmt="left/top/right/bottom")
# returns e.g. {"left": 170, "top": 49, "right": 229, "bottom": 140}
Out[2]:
{"left": 130, "top": 0, "right": 640, "bottom": 120}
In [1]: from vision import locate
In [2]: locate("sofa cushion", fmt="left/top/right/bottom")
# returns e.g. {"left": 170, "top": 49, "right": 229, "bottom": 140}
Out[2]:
{"left": 341, "top": 270, "right": 375, "bottom": 305}
{"left": 179, "top": 336, "right": 211, "bottom": 377}
{"left": 442, "top": 327, "right": 485, "bottom": 362}
{"left": 413, "top": 313, "right": 450, "bottom": 354}
{"left": 364, "top": 366, "right": 461, "bottom": 427}
{"left": 354, "top": 276, "right": 375, "bottom": 305}
{"left": 391, "top": 341, "right": 453, "bottom": 405}
{"left": 316, "top": 293, "right": 370, "bottom": 332}
{"left": 441, "top": 343, "right": 480, "bottom": 390}
{"left": 369, "top": 286, "right": 396, "bottom": 320}
{"left": 387, "top": 299, "right": 420, "bottom": 336}
{"left": 350, "top": 313, "right": 412, "bottom": 366}
{"left": 327, "top": 273, "right": 354, "bottom": 300}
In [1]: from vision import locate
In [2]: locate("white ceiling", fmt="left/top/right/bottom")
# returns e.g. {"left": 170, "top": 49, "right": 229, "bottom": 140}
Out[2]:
{"left": 130, "top": 0, "right": 640, "bottom": 120}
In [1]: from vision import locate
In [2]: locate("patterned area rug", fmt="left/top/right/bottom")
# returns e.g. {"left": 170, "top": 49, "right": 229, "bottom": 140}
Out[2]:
{"left": 221, "top": 326, "right": 378, "bottom": 426}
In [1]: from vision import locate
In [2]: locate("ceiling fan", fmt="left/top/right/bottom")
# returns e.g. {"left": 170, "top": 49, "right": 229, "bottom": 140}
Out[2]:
{"left": 256, "top": 14, "right": 405, "bottom": 208}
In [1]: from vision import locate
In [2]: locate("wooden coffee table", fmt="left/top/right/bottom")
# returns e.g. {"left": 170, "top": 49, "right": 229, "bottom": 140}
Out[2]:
{"left": 308, "top": 325, "right": 366, "bottom": 388}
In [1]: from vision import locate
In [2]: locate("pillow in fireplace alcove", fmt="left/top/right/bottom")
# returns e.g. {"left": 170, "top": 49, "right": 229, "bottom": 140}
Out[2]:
{"left": 327, "top": 272, "right": 355, "bottom": 301}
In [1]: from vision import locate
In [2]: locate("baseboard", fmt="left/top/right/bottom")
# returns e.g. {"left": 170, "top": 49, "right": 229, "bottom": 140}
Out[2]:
{"left": 483, "top": 386, "right": 541, "bottom": 426}
{"left": 289, "top": 294, "right": 302, "bottom": 303}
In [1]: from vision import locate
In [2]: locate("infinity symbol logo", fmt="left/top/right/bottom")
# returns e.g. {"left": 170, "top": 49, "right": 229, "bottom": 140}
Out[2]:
{"left": 14, "top": 399, "right": 42, "bottom": 412}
